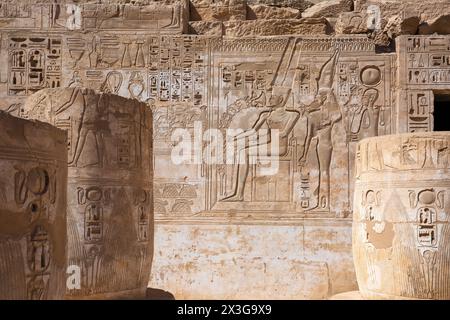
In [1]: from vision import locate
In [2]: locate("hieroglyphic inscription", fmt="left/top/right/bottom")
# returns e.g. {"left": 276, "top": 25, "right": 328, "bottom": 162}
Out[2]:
{"left": 398, "top": 36, "right": 450, "bottom": 133}
{"left": 8, "top": 36, "right": 62, "bottom": 96}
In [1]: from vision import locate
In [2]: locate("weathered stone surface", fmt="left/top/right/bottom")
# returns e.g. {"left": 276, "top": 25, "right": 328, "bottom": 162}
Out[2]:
{"left": 22, "top": 89, "right": 154, "bottom": 299}
{"left": 190, "top": 0, "right": 247, "bottom": 21}
{"left": 247, "top": 4, "right": 301, "bottom": 19}
{"left": 148, "top": 35, "right": 393, "bottom": 298}
{"left": 329, "top": 291, "right": 363, "bottom": 300}
{"left": 246, "top": 0, "right": 314, "bottom": 11}
{"left": 335, "top": 12, "right": 367, "bottom": 34}
{"left": 2, "top": 0, "right": 450, "bottom": 301}
{"left": 189, "top": 21, "right": 224, "bottom": 35}
{"left": 354, "top": 132, "right": 450, "bottom": 300}
{"left": 150, "top": 221, "right": 357, "bottom": 299}
{"left": 0, "top": 111, "right": 67, "bottom": 300}
{"left": 0, "top": 1, "right": 187, "bottom": 33}
{"left": 223, "top": 18, "right": 329, "bottom": 36}
{"left": 337, "top": 1, "right": 450, "bottom": 46}
{"left": 302, "top": 0, "right": 354, "bottom": 18}
{"left": 385, "top": 15, "right": 420, "bottom": 39}
{"left": 360, "top": 0, "right": 450, "bottom": 22}
{"left": 396, "top": 35, "right": 450, "bottom": 133}
{"left": 418, "top": 14, "right": 450, "bottom": 35}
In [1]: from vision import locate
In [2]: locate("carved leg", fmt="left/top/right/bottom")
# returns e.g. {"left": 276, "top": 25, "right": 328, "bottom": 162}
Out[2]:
{"left": 317, "top": 128, "right": 333, "bottom": 210}
{"left": 69, "top": 128, "right": 88, "bottom": 167}
{"left": 298, "top": 120, "right": 312, "bottom": 168}
{"left": 94, "top": 132, "right": 106, "bottom": 168}
{"left": 222, "top": 146, "right": 252, "bottom": 202}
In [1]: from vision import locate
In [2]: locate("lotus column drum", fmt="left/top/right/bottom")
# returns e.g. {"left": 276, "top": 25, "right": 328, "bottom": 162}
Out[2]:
{"left": 0, "top": 111, "right": 68, "bottom": 300}
{"left": 353, "top": 132, "right": 450, "bottom": 299}
{"left": 23, "top": 88, "right": 153, "bottom": 299}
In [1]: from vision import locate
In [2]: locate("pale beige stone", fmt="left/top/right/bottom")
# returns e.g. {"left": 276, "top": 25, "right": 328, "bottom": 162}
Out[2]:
{"left": 247, "top": 4, "right": 301, "bottom": 19}
{"left": 337, "top": 0, "right": 450, "bottom": 46}
{"left": 0, "top": 1, "right": 187, "bottom": 33}
{"left": 189, "top": 21, "right": 224, "bottom": 35}
{"left": 22, "top": 88, "right": 153, "bottom": 299}
{"left": 223, "top": 18, "right": 329, "bottom": 36}
{"left": 335, "top": 12, "right": 368, "bottom": 34}
{"left": 385, "top": 15, "right": 420, "bottom": 39}
{"left": 149, "top": 35, "right": 391, "bottom": 298}
{"left": 246, "top": 0, "right": 314, "bottom": 12}
{"left": 190, "top": 0, "right": 247, "bottom": 21}
{"left": 302, "top": 0, "right": 354, "bottom": 18}
{"left": 0, "top": 111, "right": 67, "bottom": 300}
{"left": 354, "top": 132, "right": 450, "bottom": 300}
{"left": 360, "top": 0, "right": 450, "bottom": 22}
{"left": 395, "top": 35, "right": 450, "bottom": 132}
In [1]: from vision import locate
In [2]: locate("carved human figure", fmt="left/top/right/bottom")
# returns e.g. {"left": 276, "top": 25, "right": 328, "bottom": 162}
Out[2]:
{"left": 296, "top": 50, "right": 342, "bottom": 210}
{"left": 22, "top": 89, "right": 153, "bottom": 299}
{"left": 222, "top": 86, "right": 299, "bottom": 201}
{"left": 354, "top": 132, "right": 450, "bottom": 300}
{"left": 54, "top": 88, "right": 109, "bottom": 167}
{"left": 349, "top": 88, "right": 380, "bottom": 140}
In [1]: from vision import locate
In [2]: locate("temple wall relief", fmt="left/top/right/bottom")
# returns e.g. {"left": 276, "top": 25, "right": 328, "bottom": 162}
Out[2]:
{"left": 0, "top": 1, "right": 431, "bottom": 300}
{"left": 0, "top": 111, "right": 68, "bottom": 299}
{"left": 22, "top": 89, "right": 154, "bottom": 299}
{"left": 397, "top": 35, "right": 450, "bottom": 133}
{"left": 150, "top": 35, "right": 395, "bottom": 298}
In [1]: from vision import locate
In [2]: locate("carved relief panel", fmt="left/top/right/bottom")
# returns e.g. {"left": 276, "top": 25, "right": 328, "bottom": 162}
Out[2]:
{"left": 354, "top": 132, "right": 450, "bottom": 299}
{"left": 63, "top": 34, "right": 206, "bottom": 105}
{"left": 0, "top": 111, "right": 67, "bottom": 300}
{"left": 0, "top": 3, "right": 396, "bottom": 222}
{"left": 0, "top": 1, "right": 186, "bottom": 33}
{"left": 0, "top": 1, "right": 188, "bottom": 112}
{"left": 8, "top": 36, "right": 62, "bottom": 96}
{"left": 204, "top": 36, "right": 393, "bottom": 218}
{"left": 22, "top": 89, "right": 153, "bottom": 298}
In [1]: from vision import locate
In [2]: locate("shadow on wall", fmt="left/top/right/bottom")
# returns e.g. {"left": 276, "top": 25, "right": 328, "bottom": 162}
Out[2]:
{"left": 146, "top": 288, "right": 176, "bottom": 300}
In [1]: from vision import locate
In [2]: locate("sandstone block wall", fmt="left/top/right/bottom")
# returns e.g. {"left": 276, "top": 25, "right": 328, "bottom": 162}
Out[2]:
{"left": 0, "top": 0, "right": 449, "bottom": 299}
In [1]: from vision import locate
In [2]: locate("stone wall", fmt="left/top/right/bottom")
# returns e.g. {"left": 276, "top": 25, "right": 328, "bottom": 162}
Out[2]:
{"left": 1, "top": 0, "right": 449, "bottom": 299}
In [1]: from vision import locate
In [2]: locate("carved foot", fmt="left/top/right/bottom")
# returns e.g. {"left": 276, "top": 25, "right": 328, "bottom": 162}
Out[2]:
{"left": 221, "top": 194, "right": 244, "bottom": 202}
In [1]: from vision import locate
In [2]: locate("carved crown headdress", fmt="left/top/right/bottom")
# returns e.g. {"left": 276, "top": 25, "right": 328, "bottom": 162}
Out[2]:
{"left": 316, "top": 49, "right": 340, "bottom": 92}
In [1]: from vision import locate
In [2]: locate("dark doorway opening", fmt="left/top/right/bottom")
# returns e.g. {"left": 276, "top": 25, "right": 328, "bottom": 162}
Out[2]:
{"left": 434, "top": 94, "right": 450, "bottom": 131}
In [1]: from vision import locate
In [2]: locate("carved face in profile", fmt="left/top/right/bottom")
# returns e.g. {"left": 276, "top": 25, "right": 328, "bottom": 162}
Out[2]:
{"left": 267, "top": 94, "right": 284, "bottom": 108}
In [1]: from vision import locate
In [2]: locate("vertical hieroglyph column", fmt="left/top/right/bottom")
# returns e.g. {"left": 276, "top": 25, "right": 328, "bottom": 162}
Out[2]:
{"left": 0, "top": 111, "right": 68, "bottom": 300}
{"left": 353, "top": 132, "right": 450, "bottom": 299}
{"left": 23, "top": 88, "right": 153, "bottom": 299}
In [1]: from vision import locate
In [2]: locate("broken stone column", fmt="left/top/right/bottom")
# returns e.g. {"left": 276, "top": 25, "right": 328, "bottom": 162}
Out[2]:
{"left": 23, "top": 88, "right": 153, "bottom": 299}
{"left": 353, "top": 132, "right": 450, "bottom": 300}
{"left": 0, "top": 111, "right": 67, "bottom": 300}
